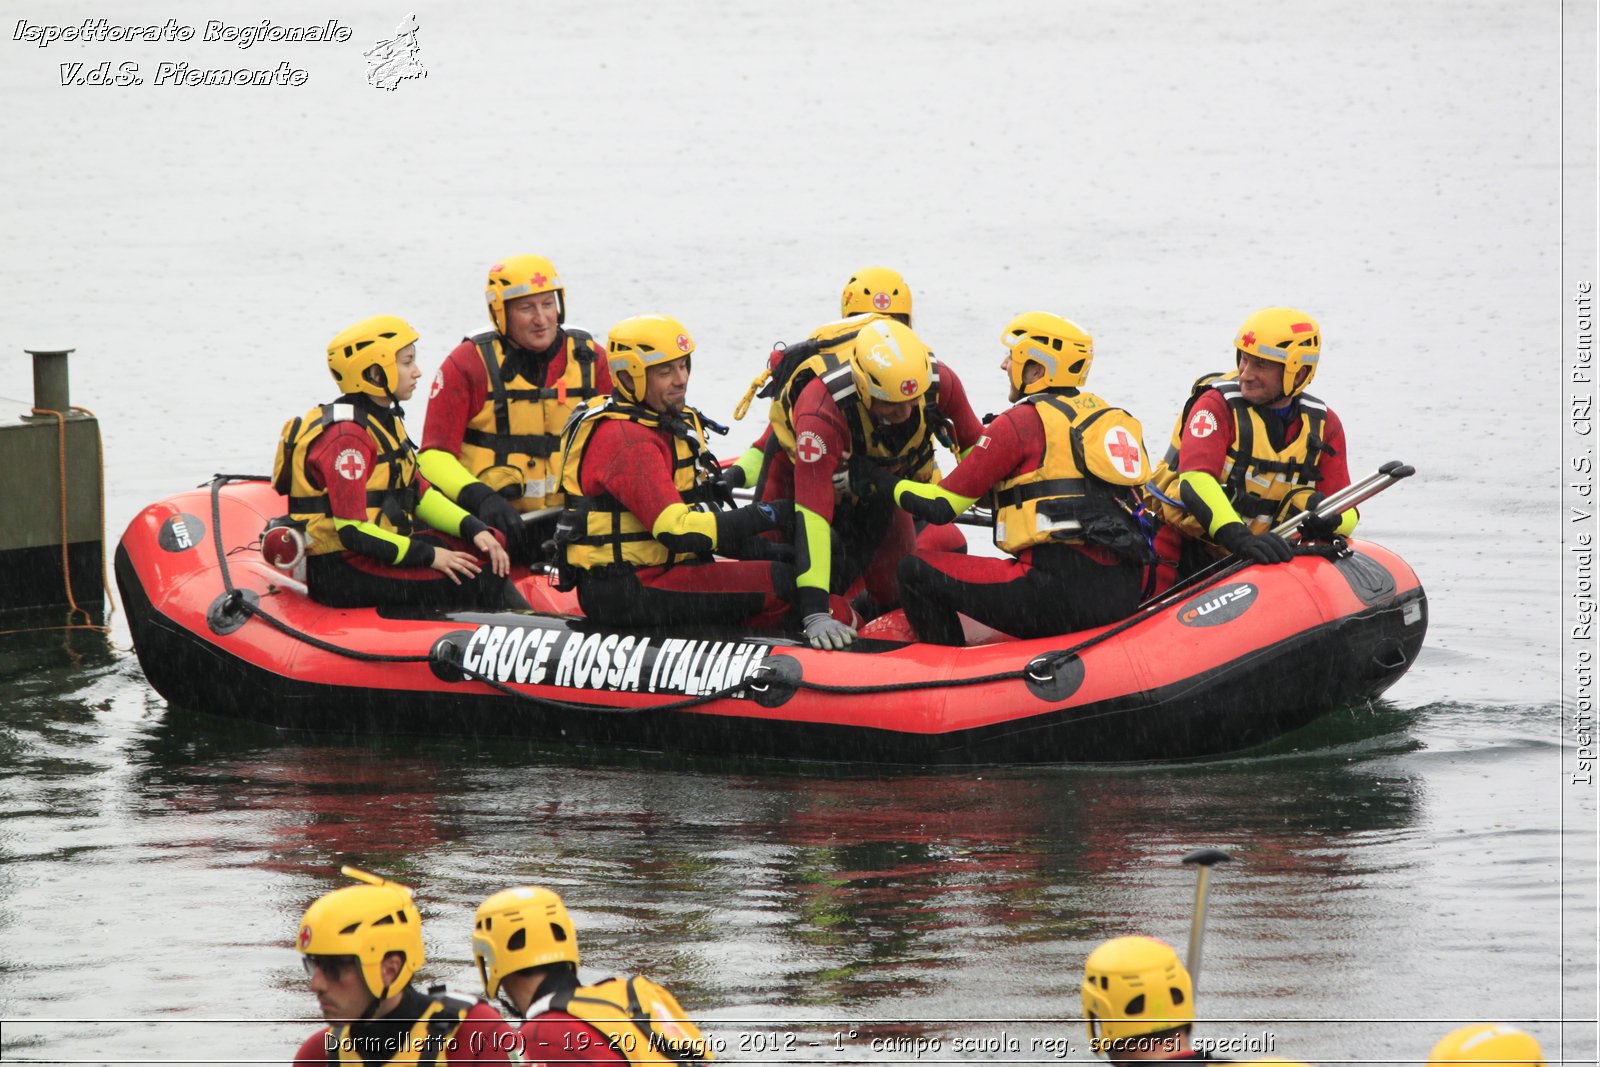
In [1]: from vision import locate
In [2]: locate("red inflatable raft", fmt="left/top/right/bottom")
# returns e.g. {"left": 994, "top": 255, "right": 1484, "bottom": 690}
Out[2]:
{"left": 115, "top": 478, "right": 1428, "bottom": 766}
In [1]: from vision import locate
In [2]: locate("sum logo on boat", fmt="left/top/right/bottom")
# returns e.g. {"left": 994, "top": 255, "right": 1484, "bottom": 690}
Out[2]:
{"left": 458, "top": 623, "right": 772, "bottom": 699}
{"left": 1177, "top": 582, "right": 1258, "bottom": 628}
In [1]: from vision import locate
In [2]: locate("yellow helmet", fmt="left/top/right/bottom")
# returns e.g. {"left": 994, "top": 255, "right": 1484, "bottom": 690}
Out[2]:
{"left": 295, "top": 868, "right": 424, "bottom": 1000}
{"left": 1002, "top": 311, "right": 1094, "bottom": 394}
{"left": 850, "top": 318, "right": 933, "bottom": 403}
{"left": 326, "top": 315, "right": 419, "bottom": 400}
{"left": 1081, "top": 936, "right": 1195, "bottom": 1054}
{"left": 1428, "top": 1024, "right": 1545, "bottom": 1066}
{"left": 607, "top": 314, "right": 694, "bottom": 403}
{"left": 486, "top": 254, "right": 565, "bottom": 335}
{"left": 472, "top": 886, "right": 580, "bottom": 1000}
{"left": 840, "top": 266, "right": 912, "bottom": 323}
{"left": 1234, "top": 307, "right": 1320, "bottom": 399}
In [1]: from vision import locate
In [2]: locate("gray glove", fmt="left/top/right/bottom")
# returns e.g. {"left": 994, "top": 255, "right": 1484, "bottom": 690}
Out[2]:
{"left": 802, "top": 612, "right": 857, "bottom": 650}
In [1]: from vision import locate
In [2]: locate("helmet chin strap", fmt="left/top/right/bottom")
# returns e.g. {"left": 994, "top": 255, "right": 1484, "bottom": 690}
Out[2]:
{"left": 359, "top": 365, "right": 401, "bottom": 413}
{"left": 382, "top": 377, "right": 404, "bottom": 418}
{"left": 357, "top": 991, "right": 384, "bottom": 1022}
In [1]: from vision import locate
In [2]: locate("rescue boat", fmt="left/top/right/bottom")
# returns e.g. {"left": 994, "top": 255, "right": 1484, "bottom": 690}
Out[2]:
{"left": 114, "top": 478, "right": 1428, "bottom": 766}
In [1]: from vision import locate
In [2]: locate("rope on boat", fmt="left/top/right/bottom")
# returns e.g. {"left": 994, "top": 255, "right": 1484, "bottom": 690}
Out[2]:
{"left": 207, "top": 474, "right": 434, "bottom": 664}
{"left": 765, "top": 546, "right": 1345, "bottom": 697}
{"left": 199, "top": 471, "right": 1375, "bottom": 705}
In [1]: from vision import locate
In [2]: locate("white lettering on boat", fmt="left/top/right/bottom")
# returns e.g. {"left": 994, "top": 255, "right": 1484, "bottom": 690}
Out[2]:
{"left": 1177, "top": 582, "right": 1258, "bottom": 628}
{"left": 458, "top": 624, "right": 773, "bottom": 699}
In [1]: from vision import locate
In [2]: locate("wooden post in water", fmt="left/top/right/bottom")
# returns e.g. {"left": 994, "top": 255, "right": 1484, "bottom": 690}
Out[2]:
{"left": 0, "top": 348, "right": 105, "bottom": 615}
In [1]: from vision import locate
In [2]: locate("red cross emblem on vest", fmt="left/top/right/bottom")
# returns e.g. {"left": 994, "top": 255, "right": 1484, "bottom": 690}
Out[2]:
{"left": 873, "top": 292, "right": 891, "bottom": 311}
{"left": 796, "top": 430, "right": 827, "bottom": 463}
{"left": 335, "top": 448, "right": 368, "bottom": 482}
{"left": 1105, "top": 427, "right": 1141, "bottom": 476}
{"left": 530, "top": 272, "right": 548, "bottom": 287}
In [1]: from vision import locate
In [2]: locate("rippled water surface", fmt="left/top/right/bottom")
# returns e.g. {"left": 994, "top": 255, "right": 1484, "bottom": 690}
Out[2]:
{"left": 2, "top": 0, "right": 1594, "bottom": 1064}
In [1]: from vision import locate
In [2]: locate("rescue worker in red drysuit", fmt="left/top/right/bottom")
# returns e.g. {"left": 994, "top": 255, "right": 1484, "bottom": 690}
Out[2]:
{"left": 1082, "top": 936, "right": 1236, "bottom": 1064}
{"left": 473, "top": 886, "right": 711, "bottom": 1067}
{"left": 294, "top": 868, "right": 521, "bottom": 1066}
{"left": 553, "top": 314, "right": 852, "bottom": 633}
{"left": 731, "top": 314, "right": 983, "bottom": 648}
{"left": 273, "top": 315, "right": 522, "bottom": 611}
{"left": 860, "top": 313, "right": 1153, "bottom": 645}
{"left": 724, "top": 269, "right": 970, "bottom": 615}
{"left": 725, "top": 266, "right": 917, "bottom": 496}
{"left": 1143, "top": 307, "right": 1357, "bottom": 593}
{"left": 419, "top": 255, "right": 612, "bottom": 563}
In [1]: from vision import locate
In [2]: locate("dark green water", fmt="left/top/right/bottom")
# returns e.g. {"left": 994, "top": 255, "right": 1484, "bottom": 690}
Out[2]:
{"left": 0, "top": 622, "right": 1590, "bottom": 1064}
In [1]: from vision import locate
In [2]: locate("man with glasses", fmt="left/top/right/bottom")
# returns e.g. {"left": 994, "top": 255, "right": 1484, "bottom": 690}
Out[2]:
{"left": 294, "top": 868, "right": 521, "bottom": 1064}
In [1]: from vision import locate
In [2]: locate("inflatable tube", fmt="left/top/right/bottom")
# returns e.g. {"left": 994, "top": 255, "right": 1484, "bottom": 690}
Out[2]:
{"left": 115, "top": 480, "right": 1428, "bottom": 766}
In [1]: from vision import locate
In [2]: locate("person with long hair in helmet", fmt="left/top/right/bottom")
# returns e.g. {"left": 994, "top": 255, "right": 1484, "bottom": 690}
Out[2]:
{"left": 293, "top": 869, "right": 521, "bottom": 1065}
{"left": 472, "top": 886, "right": 711, "bottom": 1066}
{"left": 272, "top": 315, "right": 522, "bottom": 610}
{"left": 1081, "top": 936, "right": 1228, "bottom": 1063}
{"left": 740, "top": 312, "right": 985, "bottom": 648}
{"left": 418, "top": 256, "right": 612, "bottom": 563}
{"left": 1143, "top": 308, "right": 1357, "bottom": 593}
{"left": 553, "top": 314, "right": 851, "bottom": 633}
{"left": 855, "top": 313, "right": 1154, "bottom": 645}
{"left": 1427, "top": 1024, "right": 1546, "bottom": 1066}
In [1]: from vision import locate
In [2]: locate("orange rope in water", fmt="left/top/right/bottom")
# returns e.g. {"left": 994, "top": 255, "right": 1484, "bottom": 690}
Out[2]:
{"left": 0, "top": 408, "right": 111, "bottom": 638}
{"left": 74, "top": 404, "right": 115, "bottom": 629}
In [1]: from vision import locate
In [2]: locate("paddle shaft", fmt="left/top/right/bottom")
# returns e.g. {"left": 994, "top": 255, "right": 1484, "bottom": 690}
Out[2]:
{"left": 1181, "top": 848, "right": 1232, "bottom": 994}
{"left": 1138, "top": 460, "right": 1415, "bottom": 615}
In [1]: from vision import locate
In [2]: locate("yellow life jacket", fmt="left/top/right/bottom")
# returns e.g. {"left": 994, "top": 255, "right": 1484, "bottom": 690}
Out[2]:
{"left": 1143, "top": 373, "right": 1329, "bottom": 537}
{"left": 543, "top": 976, "right": 712, "bottom": 1066}
{"left": 459, "top": 329, "right": 602, "bottom": 512}
{"left": 273, "top": 401, "right": 420, "bottom": 556}
{"left": 733, "top": 313, "right": 886, "bottom": 421}
{"left": 768, "top": 344, "right": 946, "bottom": 485}
{"left": 322, "top": 989, "right": 477, "bottom": 1065}
{"left": 992, "top": 392, "right": 1153, "bottom": 560}
{"left": 556, "top": 399, "right": 718, "bottom": 571}
{"left": 807, "top": 312, "right": 887, "bottom": 349}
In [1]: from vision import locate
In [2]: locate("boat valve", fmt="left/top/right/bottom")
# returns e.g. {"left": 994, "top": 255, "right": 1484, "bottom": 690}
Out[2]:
{"left": 1023, "top": 650, "right": 1084, "bottom": 703}
{"left": 428, "top": 635, "right": 467, "bottom": 683}
{"left": 743, "top": 654, "right": 800, "bottom": 708}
